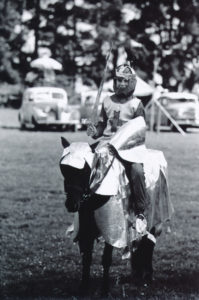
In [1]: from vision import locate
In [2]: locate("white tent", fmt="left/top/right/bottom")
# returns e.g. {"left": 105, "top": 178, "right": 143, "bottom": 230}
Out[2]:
{"left": 134, "top": 76, "right": 154, "bottom": 97}
{"left": 30, "top": 57, "right": 63, "bottom": 71}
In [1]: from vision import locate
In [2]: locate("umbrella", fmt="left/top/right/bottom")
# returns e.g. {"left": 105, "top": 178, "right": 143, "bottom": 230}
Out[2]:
{"left": 103, "top": 77, "right": 154, "bottom": 97}
{"left": 30, "top": 57, "right": 63, "bottom": 71}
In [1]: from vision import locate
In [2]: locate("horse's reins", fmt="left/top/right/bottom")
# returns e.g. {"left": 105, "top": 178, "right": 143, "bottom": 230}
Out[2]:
{"left": 65, "top": 183, "right": 90, "bottom": 201}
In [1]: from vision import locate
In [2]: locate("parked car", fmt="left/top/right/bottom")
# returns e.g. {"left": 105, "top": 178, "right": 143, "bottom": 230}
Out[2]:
{"left": 146, "top": 92, "right": 199, "bottom": 131}
{"left": 0, "top": 93, "right": 8, "bottom": 106}
{"left": 7, "top": 93, "right": 22, "bottom": 109}
{"left": 0, "top": 84, "right": 22, "bottom": 108}
{"left": 18, "top": 87, "right": 81, "bottom": 130}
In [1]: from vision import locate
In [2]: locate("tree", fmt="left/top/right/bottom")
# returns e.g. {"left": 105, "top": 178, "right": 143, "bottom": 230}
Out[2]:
{"left": 0, "top": 0, "right": 23, "bottom": 83}
{"left": 1, "top": 0, "right": 199, "bottom": 92}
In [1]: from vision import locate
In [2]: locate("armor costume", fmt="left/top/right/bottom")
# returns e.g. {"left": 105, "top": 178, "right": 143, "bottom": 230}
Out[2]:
{"left": 89, "top": 64, "right": 147, "bottom": 216}
{"left": 61, "top": 61, "right": 173, "bottom": 282}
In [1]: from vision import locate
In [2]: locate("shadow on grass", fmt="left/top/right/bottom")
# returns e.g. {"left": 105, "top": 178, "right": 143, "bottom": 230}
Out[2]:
{"left": 1, "top": 271, "right": 105, "bottom": 299}
{"left": 0, "top": 125, "right": 20, "bottom": 130}
{"left": 0, "top": 125, "right": 77, "bottom": 133}
{"left": 156, "top": 270, "right": 199, "bottom": 292}
{"left": 2, "top": 270, "right": 199, "bottom": 299}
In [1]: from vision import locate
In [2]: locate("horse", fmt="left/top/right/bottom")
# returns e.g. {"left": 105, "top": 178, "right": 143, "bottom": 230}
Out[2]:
{"left": 60, "top": 139, "right": 114, "bottom": 294}
{"left": 59, "top": 118, "right": 174, "bottom": 295}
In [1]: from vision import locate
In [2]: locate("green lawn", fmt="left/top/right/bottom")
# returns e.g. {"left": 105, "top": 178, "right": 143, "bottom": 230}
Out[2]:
{"left": 0, "top": 108, "right": 199, "bottom": 299}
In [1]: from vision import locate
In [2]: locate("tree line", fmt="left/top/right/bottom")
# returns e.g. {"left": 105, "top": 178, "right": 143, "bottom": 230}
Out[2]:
{"left": 0, "top": 0, "right": 199, "bottom": 93}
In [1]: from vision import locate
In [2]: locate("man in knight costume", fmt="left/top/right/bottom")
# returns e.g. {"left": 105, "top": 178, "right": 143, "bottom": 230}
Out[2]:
{"left": 87, "top": 63, "right": 147, "bottom": 220}
{"left": 60, "top": 63, "right": 173, "bottom": 286}
{"left": 86, "top": 63, "right": 166, "bottom": 283}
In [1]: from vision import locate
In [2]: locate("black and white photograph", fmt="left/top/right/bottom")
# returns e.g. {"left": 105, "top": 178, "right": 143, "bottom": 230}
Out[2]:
{"left": 1, "top": 0, "right": 199, "bottom": 299}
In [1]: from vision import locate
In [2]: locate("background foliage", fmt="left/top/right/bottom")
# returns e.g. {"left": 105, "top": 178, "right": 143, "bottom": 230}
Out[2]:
{"left": 0, "top": 0, "right": 199, "bottom": 93}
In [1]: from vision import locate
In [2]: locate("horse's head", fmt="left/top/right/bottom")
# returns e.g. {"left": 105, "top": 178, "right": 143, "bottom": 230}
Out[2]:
{"left": 60, "top": 137, "right": 92, "bottom": 212}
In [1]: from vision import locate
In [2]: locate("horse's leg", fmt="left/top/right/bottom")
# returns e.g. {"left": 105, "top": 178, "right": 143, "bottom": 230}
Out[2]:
{"left": 131, "top": 238, "right": 145, "bottom": 284}
{"left": 141, "top": 227, "right": 158, "bottom": 284}
{"left": 78, "top": 207, "right": 96, "bottom": 294}
{"left": 78, "top": 237, "right": 95, "bottom": 294}
{"left": 131, "top": 233, "right": 156, "bottom": 285}
{"left": 142, "top": 235, "right": 155, "bottom": 284}
{"left": 101, "top": 242, "right": 113, "bottom": 295}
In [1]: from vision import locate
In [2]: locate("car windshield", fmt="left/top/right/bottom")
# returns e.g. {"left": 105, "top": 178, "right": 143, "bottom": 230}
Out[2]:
{"left": 31, "top": 91, "right": 65, "bottom": 101}
{"left": 31, "top": 92, "right": 49, "bottom": 101}
{"left": 52, "top": 92, "right": 64, "bottom": 99}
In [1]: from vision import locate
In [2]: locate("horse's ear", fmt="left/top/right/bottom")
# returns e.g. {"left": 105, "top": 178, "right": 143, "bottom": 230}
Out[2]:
{"left": 61, "top": 137, "right": 70, "bottom": 148}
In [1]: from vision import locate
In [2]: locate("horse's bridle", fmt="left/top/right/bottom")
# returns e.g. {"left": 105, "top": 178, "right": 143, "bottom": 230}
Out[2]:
{"left": 65, "top": 184, "right": 90, "bottom": 204}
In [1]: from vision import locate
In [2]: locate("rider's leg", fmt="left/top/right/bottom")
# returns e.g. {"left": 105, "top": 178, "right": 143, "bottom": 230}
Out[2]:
{"left": 124, "top": 162, "right": 147, "bottom": 215}
{"left": 124, "top": 162, "right": 153, "bottom": 283}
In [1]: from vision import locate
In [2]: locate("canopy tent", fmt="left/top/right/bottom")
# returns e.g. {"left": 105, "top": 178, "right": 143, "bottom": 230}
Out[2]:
{"left": 134, "top": 76, "right": 154, "bottom": 97}
{"left": 29, "top": 57, "right": 63, "bottom": 85}
{"left": 30, "top": 57, "right": 63, "bottom": 71}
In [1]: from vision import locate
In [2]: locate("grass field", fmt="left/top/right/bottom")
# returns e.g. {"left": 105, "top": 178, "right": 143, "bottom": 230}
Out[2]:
{"left": 0, "top": 108, "right": 199, "bottom": 299}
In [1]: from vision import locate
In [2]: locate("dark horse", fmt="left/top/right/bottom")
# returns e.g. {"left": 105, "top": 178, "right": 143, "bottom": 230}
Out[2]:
{"left": 60, "top": 139, "right": 114, "bottom": 294}
{"left": 59, "top": 137, "right": 173, "bottom": 295}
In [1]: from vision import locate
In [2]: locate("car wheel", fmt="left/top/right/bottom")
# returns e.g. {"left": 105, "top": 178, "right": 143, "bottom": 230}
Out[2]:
{"left": 153, "top": 123, "right": 157, "bottom": 131}
{"left": 180, "top": 125, "right": 188, "bottom": 132}
{"left": 19, "top": 114, "right": 26, "bottom": 130}
{"left": 170, "top": 124, "right": 178, "bottom": 132}
{"left": 171, "top": 124, "right": 187, "bottom": 132}
{"left": 72, "top": 124, "right": 78, "bottom": 132}
{"left": 32, "top": 117, "right": 40, "bottom": 130}
{"left": 57, "top": 125, "right": 66, "bottom": 131}
{"left": 20, "top": 122, "right": 26, "bottom": 130}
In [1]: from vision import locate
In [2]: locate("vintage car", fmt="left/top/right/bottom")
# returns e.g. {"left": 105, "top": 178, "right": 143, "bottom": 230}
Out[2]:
{"left": 18, "top": 87, "right": 81, "bottom": 130}
{"left": 146, "top": 92, "right": 199, "bottom": 131}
